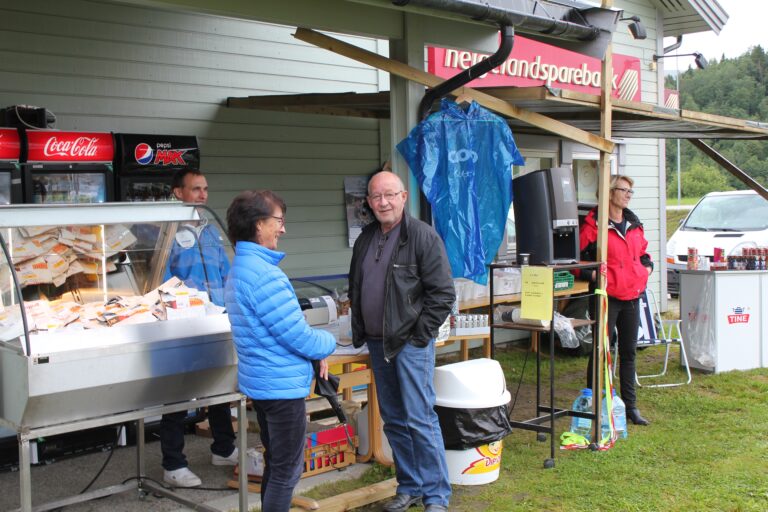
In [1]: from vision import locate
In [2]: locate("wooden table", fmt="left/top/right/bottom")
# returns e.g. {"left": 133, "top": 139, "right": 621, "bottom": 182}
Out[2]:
{"left": 458, "top": 280, "right": 589, "bottom": 310}
{"left": 458, "top": 280, "right": 590, "bottom": 353}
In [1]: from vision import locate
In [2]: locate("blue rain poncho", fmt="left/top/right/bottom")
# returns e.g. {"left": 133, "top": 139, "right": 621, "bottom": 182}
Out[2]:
{"left": 397, "top": 99, "right": 524, "bottom": 284}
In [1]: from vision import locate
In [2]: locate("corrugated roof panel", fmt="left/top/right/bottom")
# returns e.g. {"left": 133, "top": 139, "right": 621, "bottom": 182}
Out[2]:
{"left": 650, "top": 0, "right": 728, "bottom": 36}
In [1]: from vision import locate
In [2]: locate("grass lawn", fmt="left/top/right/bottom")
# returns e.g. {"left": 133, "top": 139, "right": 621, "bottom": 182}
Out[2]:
{"left": 666, "top": 209, "right": 688, "bottom": 241}
{"left": 305, "top": 344, "right": 768, "bottom": 511}
{"left": 666, "top": 197, "right": 700, "bottom": 207}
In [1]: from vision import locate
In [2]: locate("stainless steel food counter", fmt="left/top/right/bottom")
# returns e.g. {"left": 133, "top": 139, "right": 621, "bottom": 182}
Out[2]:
{"left": 0, "top": 203, "right": 248, "bottom": 512}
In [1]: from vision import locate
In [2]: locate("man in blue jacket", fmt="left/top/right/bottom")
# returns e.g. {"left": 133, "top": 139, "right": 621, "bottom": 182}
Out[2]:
{"left": 160, "top": 168, "right": 237, "bottom": 487}
{"left": 349, "top": 171, "right": 455, "bottom": 512}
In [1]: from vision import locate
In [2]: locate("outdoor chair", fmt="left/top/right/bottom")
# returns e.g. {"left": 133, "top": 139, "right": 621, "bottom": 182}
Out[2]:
{"left": 612, "top": 289, "right": 691, "bottom": 388}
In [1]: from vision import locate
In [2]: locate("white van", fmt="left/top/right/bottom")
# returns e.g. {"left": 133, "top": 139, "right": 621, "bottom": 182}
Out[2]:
{"left": 666, "top": 190, "right": 768, "bottom": 296}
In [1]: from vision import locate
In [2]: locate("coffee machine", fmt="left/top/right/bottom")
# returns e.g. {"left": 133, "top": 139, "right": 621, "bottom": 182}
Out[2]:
{"left": 512, "top": 167, "right": 579, "bottom": 265}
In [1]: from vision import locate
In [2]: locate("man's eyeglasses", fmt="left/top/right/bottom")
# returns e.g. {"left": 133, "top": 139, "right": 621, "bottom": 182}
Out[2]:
{"left": 368, "top": 191, "right": 403, "bottom": 203}
{"left": 613, "top": 187, "right": 635, "bottom": 195}
{"left": 271, "top": 215, "right": 285, "bottom": 226}
{"left": 375, "top": 234, "right": 388, "bottom": 262}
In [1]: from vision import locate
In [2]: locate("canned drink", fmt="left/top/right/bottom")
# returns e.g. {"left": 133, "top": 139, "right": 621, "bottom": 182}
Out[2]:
{"left": 687, "top": 247, "right": 699, "bottom": 270}
{"left": 713, "top": 247, "right": 725, "bottom": 262}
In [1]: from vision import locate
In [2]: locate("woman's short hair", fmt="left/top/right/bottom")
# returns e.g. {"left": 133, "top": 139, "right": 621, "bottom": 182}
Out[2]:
{"left": 610, "top": 174, "right": 634, "bottom": 189}
{"left": 226, "top": 190, "right": 286, "bottom": 244}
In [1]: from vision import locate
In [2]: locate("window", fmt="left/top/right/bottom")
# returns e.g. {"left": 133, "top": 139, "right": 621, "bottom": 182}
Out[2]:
{"left": 572, "top": 154, "right": 617, "bottom": 203}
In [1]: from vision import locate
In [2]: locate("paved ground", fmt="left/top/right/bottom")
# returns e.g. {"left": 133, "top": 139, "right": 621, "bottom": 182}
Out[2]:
{"left": 0, "top": 428, "right": 370, "bottom": 512}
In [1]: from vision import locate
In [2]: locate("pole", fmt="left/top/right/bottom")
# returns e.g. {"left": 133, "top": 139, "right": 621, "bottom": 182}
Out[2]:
{"left": 594, "top": 0, "right": 613, "bottom": 447}
{"left": 676, "top": 72, "right": 681, "bottom": 206}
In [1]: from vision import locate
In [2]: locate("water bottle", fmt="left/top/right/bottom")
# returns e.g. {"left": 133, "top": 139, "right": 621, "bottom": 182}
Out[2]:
{"left": 569, "top": 388, "right": 593, "bottom": 437}
{"left": 613, "top": 392, "right": 628, "bottom": 439}
{"left": 601, "top": 390, "right": 628, "bottom": 439}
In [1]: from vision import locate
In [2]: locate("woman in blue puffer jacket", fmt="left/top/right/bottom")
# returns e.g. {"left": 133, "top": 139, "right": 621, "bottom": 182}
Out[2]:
{"left": 224, "top": 190, "right": 336, "bottom": 512}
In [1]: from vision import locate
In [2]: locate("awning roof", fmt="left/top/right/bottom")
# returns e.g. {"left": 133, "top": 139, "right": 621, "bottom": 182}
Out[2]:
{"left": 651, "top": 0, "right": 728, "bottom": 37}
{"left": 227, "top": 86, "right": 768, "bottom": 140}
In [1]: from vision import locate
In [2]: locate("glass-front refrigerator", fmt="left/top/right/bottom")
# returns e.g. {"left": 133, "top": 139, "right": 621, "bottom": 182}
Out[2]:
{"left": 22, "top": 130, "right": 115, "bottom": 204}
{"left": 114, "top": 133, "right": 200, "bottom": 202}
{"left": 0, "top": 127, "right": 22, "bottom": 204}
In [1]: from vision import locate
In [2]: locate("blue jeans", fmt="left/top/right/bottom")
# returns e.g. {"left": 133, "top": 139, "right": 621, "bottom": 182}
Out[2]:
{"left": 251, "top": 398, "right": 307, "bottom": 512}
{"left": 367, "top": 338, "right": 451, "bottom": 507}
{"left": 160, "top": 403, "right": 235, "bottom": 471}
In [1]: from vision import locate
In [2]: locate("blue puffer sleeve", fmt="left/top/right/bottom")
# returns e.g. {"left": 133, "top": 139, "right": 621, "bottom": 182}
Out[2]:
{"left": 247, "top": 268, "right": 336, "bottom": 361}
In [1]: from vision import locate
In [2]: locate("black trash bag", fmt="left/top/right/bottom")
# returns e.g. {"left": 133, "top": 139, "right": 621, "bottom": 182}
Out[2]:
{"left": 435, "top": 403, "right": 513, "bottom": 450}
{"left": 312, "top": 360, "right": 347, "bottom": 424}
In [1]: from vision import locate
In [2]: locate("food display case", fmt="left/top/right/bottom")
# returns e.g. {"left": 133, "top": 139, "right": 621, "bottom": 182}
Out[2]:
{"left": 0, "top": 202, "right": 248, "bottom": 512}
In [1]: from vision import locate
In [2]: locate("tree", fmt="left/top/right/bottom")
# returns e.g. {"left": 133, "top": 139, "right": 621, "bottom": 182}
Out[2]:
{"left": 681, "top": 162, "right": 733, "bottom": 197}
{"left": 666, "top": 45, "right": 768, "bottom": 196}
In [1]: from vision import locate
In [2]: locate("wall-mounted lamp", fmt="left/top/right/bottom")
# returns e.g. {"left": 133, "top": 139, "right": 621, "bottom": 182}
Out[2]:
{"left": 620, "top": 16, "right": 647, "bottom": 40}
{"left": 653, "top": 52, "right": 708, "bottom": 70}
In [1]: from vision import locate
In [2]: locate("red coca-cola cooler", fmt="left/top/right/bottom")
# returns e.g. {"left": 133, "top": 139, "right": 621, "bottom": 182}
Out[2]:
{"left": 0, "top": 127, "right": 23, "bottom": 204}
{"left": 22, "top": 130, "right": 115, "bottom": 204}
{"left": 113, "top": 133, "right": 199, "bottom": 202}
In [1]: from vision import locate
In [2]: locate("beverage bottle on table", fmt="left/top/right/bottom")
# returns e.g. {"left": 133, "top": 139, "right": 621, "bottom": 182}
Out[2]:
{"left": 569, "top": 388, "right": 593, "bottom": 437}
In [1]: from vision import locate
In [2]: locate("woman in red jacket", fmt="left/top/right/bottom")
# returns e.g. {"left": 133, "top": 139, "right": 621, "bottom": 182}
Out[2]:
{"left": 581, "top": 175, "right": 653, "bottom": 426}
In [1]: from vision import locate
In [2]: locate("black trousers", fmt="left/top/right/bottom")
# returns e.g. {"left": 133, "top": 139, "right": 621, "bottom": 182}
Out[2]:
{"left": 160, "top": 403, "right": 236, "bottom": 471}
{"left": 252, "top": 398, "right": 307, "bottom": 512}
{"left": 587, "top": 296, "right": 641, "bottom": 408}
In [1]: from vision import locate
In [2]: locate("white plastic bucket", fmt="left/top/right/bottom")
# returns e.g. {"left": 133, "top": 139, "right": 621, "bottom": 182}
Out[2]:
{"left": 445, "top": 440, "right": 503, "bottom": 485}
{"left": 434, "top": 358, "right": 510, "bottom": 485}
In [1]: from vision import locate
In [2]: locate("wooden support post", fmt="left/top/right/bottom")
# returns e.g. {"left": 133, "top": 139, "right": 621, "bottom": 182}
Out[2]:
{"left": 594, "top": 0, "right": 614, "bottom": 445}
{"left": 293, "top": 27, "right": 614, "bottom": 153}
{"left": 690, "top": 139, "right": 768, "bottom": 200}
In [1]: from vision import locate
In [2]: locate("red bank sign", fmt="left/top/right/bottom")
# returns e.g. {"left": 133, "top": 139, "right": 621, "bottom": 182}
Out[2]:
{"left": 0, "top": 128, "right": 21, "bottom": 161}
{"left": 427, "top": 35, "right": 642, "bottom": 101}
{"left": 26, "top": 130, "right": 114, "bottom": 163}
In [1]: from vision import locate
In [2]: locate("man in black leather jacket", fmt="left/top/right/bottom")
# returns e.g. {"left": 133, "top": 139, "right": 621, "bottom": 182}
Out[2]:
{"left": 349, "top": 171, "right": 455, "bottom": 512}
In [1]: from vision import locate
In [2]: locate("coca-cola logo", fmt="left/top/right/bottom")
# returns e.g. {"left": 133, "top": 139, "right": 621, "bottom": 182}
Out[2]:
{"left": 43, "top": 136, "right": 99, "bottom": 158}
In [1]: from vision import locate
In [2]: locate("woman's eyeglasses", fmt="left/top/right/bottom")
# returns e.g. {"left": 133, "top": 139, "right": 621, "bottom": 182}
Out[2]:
{"left": 271, "top": 215, "right": 285, "bottom": 226}
{"left": 613, "top": 187, "right": 635, "bottom": 195}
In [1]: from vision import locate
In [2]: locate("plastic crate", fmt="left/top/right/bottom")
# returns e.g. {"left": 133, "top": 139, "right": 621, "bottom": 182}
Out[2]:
{"left": 553, "top": 271, "right": 574, "bottom": 291}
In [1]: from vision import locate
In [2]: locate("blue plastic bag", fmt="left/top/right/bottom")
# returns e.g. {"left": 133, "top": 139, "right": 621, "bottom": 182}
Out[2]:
{"left": 397, "top": 99, "right": 524, "bottom": 284}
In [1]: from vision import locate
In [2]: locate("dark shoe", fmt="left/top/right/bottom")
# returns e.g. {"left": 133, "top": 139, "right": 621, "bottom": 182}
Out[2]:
{"left": 383, "top": 494, "right": 421, "bottom": 512}
{"left": 627, "top": 408, "right": 650, "bottom": 426}
{"left": 424, "top": 505, "right": 449, "bottom": 512}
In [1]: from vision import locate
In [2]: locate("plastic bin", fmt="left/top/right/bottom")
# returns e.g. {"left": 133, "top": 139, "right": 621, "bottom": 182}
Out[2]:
{"left": 434, "top": 358, "right": 512, "bottom": 485}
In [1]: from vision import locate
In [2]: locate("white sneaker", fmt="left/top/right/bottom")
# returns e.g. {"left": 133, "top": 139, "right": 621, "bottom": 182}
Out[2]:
{"left": 211, "top": 447, "right": 238, "bottom": 466}
{"left": 163, "top": 467, "right": 202, "bottom": 488}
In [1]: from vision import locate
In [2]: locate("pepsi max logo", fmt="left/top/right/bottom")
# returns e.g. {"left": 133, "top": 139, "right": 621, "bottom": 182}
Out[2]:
{"left": 133, "top": 143, "right": 189, "bottom": 166}
{"left": 134, "top": 143, "right": 153, "bottom": 165}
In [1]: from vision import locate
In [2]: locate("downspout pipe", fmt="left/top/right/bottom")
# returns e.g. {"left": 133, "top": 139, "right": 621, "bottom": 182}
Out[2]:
{"left": 661, "top": 35, "right": 683, "bottom": 55}
{"left": 393, "top": 0, "right": 601, "bottom": 41}
{"left": 418, "top": 24, "right": 514, "bottom": 120}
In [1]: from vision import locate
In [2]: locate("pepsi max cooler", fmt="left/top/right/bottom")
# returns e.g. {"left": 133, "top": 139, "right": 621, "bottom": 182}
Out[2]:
{"left": 22, "top": 130, "right": 115, "bottom": 204}
{"left": 114, "top": 133, "right": 200, "bottom": 202}
{"left": 0, "top": 127, "right": 23, "bottom": 204}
